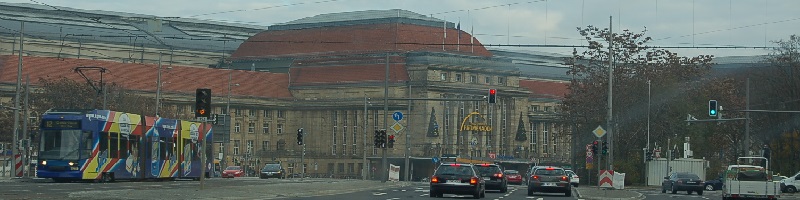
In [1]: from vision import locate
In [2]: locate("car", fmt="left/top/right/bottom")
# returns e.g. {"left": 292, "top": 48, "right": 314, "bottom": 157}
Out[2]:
{"left": 661, "top": 172, "right": 704, "bottom": 195}
{"left": 222, "top": 166, "right": 244, "bottom": 178}
{"left": 473, "top": 163, "right": 507, "bottom": 193}
{"left": 527, "top": 166, "right": 572, "bottom": 197}
{"left": 565, "top": 170, "right": 580, "bottom": 187}
{"left": 704, "top": 176, "right": 724, "bottom": 191}
{"left": 260, "top": 163, "right": 285, "bottom": 179}
{"left": 429, "top": 163, "right": 486, "bottom": 199}
{"left": 504, "top": 170, "right": 523, "bottom": 185}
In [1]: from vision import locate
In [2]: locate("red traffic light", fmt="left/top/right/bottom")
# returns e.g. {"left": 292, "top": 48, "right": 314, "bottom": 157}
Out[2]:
{"left": 489, "top": 89, "right": 496, "bottom": 95}
{"left": 593, "top": 140, "right": 599, "bottom": 145}
{"left": 389, "top": 135, "right": 395, "bottom": 140}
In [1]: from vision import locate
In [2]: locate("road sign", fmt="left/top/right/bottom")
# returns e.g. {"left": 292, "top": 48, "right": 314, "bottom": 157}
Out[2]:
{"left": 432, "top": 157, "right": 439, "bottom": 163}
{"left": 391, "top": 122, "right": 404, "bottom": 133}
{"left": 593, "top": 125, "right": 606, "bottom": 138}
{"left": 392, "top": 112, "right": 403, "bottom": 121}
{"left": 599, "top": 170, "right": 614, "bottom": 188}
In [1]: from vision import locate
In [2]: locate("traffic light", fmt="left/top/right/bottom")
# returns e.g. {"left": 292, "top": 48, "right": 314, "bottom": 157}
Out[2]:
{"left": 195, "top": 88, "right": 212, "bottom": 118}
{"left": 709, "top": 100, "right": 718, "bottom": 117}
{"left": 646, "top": 150, "right": 653, "bottom": 161}
{"left": 297, "top": 128, "right": 304, "bottom": 145}
{"left": 388, "top": 134, "right": 395, "bottom": 148}
{"left": 374, "top": 130, "right": 382, "bottom": 148}
{"left": 602, "top": 141, "right": 608, "bottom": 155}
{"left": 591, "top": 141, "right": 598, "bottom": 154}
{"left": 212, "top": 114, "right": 219, "bottom": 125}
{"left": 488, "top": 89, "right": 497, "bottom": 104}
{"left": 380, "top": 130, "right": 387, "bottom": 148}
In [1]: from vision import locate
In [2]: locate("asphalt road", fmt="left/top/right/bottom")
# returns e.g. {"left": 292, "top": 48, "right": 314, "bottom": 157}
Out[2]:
{"left": 301, "top": 182, "right": 575, "bottom": 200}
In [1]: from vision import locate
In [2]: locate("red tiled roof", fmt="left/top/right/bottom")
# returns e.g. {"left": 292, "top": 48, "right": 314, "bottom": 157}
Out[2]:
{"left": 232, "top": 23, "right": 492, "bottom": 59}
{"left": 0, "top": 56, "right": 292, "bottom": 99}
{"left": 519, "top": 79, "right": 570, "bottom": 100}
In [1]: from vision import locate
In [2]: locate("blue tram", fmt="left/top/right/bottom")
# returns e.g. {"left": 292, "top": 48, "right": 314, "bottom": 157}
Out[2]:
{"left": 36, "top": 109, "right": 212, "bottom": 182}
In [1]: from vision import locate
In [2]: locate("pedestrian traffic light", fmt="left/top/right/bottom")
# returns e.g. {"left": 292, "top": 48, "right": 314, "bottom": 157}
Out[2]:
{"left": 488, "top": 89, "right": 497, "bottom": 104}
{"left": 297, "top": 128, "right": 304, "bottom": 145}
{"left": 212, "top": 114, "right": 219, "bottom": 125}
{"left": 602, "top": 141, "right": 608, "bottom": 155}
{"left": 195, "top": 88, "right": 211, "bottom": 118}
{"left": 388, "top": 135, "right": 395, "bottom": 148}
{"left": 709, "top": 100, "right": 718, "bottom": 117}
{"left": 591, "top": 141, "right": 598, "bottom": 154}
{"left": 380, "top": 130, "right": 388, "bottom": 148}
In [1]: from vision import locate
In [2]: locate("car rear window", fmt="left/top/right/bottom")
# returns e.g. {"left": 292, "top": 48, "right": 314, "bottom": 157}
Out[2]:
{"left": 534, "top": 169, "right": 565, "bottom": 175}
{"left": 474, "top": 166, "right": 501, "bottom": 175}
{"left": 263, "top": 164, "right": 281, "bottom": 171}
{"left": 504, "top": 170, "right": 519, "bottom": 175}
{"left": 677, "top": 174, "right": 700, "bottom": 179}
{"left": 226, "top": 166, "right": 241, "bottom": 170}
{"left": 435, "top": 165, "right": 474, "bottom": 176}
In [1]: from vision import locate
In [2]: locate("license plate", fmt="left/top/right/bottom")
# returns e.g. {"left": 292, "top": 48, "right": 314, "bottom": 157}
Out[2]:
{"left": 687, "top": 181, "right": 696, "bottom": 184}
{"left": 543, "top": 183, "right": 556, "bottom": 186}
{"left": 447, "top": 180, "right": 461, "bottom": 183}
{"left": 483, "top": 177, "right": 490, "bottom": 180}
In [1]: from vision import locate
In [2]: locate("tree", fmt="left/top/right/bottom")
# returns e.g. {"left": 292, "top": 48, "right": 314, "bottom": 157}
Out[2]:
{"left": 561, "top": 25, "right": 740, "bottom": 181}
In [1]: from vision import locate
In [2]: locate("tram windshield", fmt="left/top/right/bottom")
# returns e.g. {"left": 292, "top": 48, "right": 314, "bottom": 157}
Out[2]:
{"left": 40, "top": 130, "right": 91, "bottom": 160}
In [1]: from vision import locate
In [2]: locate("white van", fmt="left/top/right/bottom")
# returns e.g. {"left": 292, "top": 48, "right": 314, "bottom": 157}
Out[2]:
{"left": 780, "top": 171, "right": 800, "bottom": 193}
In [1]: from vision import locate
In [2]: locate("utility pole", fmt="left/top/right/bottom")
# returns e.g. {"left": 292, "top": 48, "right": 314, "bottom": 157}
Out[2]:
{"left": 155, "top": 53, "right": 163, "bottom": 116}
{"left": 363, "top": 95, "right": 368, "bottom": 180}
{"left": 382, "top": 53, "right": 389, "bottom": 183}
{"left": 404, "top": 81, "right": 410, "bottom": 182}
{"left": 745, "top": 78, "right": 750, "bottom": 156}
{"left": 12, "top": 21, "right": 24, "bottom": 178}
{"left": 22, "top": 76, "right": 29, "bottom": 178}
{"left": 606, "top": 16, "right": 615, "bottom": 170}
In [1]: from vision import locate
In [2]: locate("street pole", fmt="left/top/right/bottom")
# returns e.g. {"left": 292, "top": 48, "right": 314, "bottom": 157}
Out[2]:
{"left": 223, "top": 66, "right": 233, "bottom": 172}
{"left": 301, "top": 129, "right": 305, "bottom": 181}
{"left": 12, "top": 21, "right": 23, "bottom": 178}
{"left": 22, "top": 76, "right": 29, "bottom": 178}
{"left": 404, "top": 81, "right": 410, "bottom": 181}
{"left": 363, "top": 95, "right": 368, "bottom": 180}
{"left": 382, "top": 53, "right": 389, "bottom": 183}
{"left": 646, "top": 79, "right": 651, "bottom": 185}
{"left": 200, "top": 120, "right": 207, "bottom": 190}
{"left": 606, "top": 16, "right": 614, "bottom": 171}
{"left": 155, "top": 53, "right": 163, "bottom": 116}
{"left": 745, "top": 78, "right": 750, "bottom": 156}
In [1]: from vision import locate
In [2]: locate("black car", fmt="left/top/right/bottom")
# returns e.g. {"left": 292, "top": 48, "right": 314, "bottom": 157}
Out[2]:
{"left": 704, "top": 176, "right": 723, "bottom": 191}
{"left": 473, "top": 163, "right": 508, "bottom": 193}
{"left": 429, "top": 163, "right": 486, "bottom": 199}
{"left": 527, "top": 166, "right": 571, "bottom": 197}
{"left": 661, "top": 172, "right": 704, "bottom": 195}
{"left": 260, "top": 163, "right": 285, "bottom": 179}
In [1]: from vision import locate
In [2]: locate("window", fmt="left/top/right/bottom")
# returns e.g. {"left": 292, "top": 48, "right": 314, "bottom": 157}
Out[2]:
{"left": 338, "top": 163, "right": 345, "bottom": 173}
{"left": 544, "top": 106, "right": 551, "bottom": 112}
{"left": 470, "top": 75, "right": 477, "bottom": 83}
{"left": 248, "top": 109, "right": 255, "bottom": 117}
{"left": 277, "top": 110, "right": 285, "bottom": 118}
{"left": 262, "top": 141, "right": 269, "bottom": 151}
{"left": 531, "top": 105, "right": 540, "bottom": 112}
{"left": 221, "top": 107, "right": 228, "bottom": 115}
{"left": 262, "top": 123, "right": 269, "bottom": 134}
{"left": 530, "top": 122, "right": 538, "bottom": 145}
{"left": 234, "top": 123, "right": 241, "bottom": 133}
{"left": 440, "top": 73, "right": 447, "bottom": 81}
{"left": 332, "top": 111, "right": 338, "bottom": 155}
{"left": 263, "top": 110, "right": 271, "bottom": 118}
{"left": 235, "top": 108, "right": 241, "bottom": 115}
{"left": 542, "top": 122, "right": 549, "bottom": 145}
{"left": 218, "top": 143, "right": 224, "bottom": 154}
{"left": 248, "top": 122, "right": 255, "bottom": 133}
{"left": 455, "top": 74, "right": 462, "bottom": 82}
{"left": 348, "top": 163, "right": 355, "bottom": 173}
{"left": 485, "top": 77, "right": 492, "bottom": 84}
{"left": 498, "top": 77, "right": 506, "bottom": 86}
{"left": 233, "top": 140, "right": 240, "bottom": 155}
{"left": 277, "top": 124, "right": 283, "bottom": 134}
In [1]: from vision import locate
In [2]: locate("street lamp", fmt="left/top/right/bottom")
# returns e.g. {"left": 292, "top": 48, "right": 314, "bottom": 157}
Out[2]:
{"left": 155, "top": 53, "right": 172, "bottom": 117}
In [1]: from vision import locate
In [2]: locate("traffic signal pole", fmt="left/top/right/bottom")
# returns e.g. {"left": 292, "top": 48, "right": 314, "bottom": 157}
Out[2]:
{"left": 382, "top": 53, "right": 388, "bottom": 183}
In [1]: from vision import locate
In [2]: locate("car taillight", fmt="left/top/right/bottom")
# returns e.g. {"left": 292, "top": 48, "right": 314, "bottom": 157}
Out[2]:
{"left": 561, "top": 176, "right": 568, "bottom": 181}
{"left": 731, "top": 194, "right": 740, "bottom": 198}
{"left": 532, "top": 175, "right": 539, "bottom": 180}
{"left": 768, "top": 195, "right": 775, "bottom": 199}
{"left": 431, "top": 176, "right": 439, "bottom": 183}
{"left": 494, "top": 173, "right": 503, "bottom": 178}
{"left": 470, "top": 177, "right": 478, "bottom": 185}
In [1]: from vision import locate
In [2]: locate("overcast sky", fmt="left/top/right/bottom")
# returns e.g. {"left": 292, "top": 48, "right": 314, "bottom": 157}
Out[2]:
{"left": 5, "top": 0, "right": 799, "bottom": 57}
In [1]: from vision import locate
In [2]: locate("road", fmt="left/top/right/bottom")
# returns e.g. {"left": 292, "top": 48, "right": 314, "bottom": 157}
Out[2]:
{"left": 303, "top": 182, "right": 574, "bottom": 200}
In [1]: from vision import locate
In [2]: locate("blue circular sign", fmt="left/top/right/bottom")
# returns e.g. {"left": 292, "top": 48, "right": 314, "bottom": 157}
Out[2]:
{"left": 432, "top": 157, "right": 439, "bottom": 163}
{"left": 392, "top": 112, "right": 403, "bottom": 121}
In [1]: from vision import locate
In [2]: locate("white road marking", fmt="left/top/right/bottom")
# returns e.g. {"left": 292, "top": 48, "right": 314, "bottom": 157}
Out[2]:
{"left": 373, "top": 192, "right": 387, "bottom": 196}
{"left": 420, "top": 194, "right": 427, "bottom": 197}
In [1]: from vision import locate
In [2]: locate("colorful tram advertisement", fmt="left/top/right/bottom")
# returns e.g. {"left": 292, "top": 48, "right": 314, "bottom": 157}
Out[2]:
{"left": 36, "top": 109, "right": 213, "bottom": 182}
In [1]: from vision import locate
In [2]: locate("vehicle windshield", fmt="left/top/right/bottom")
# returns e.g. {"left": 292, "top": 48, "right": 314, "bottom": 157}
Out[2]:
{"left": 535, "top": 169, "right": 565, "bottom": 175}
{"left": 435, "top": 165, "right": 474, "bottom": 176}
{"left": 39, "top": 129, "right": 89, "bottom": 160}
{"left": 226, "top": 166, "right": 241, "bottom": 170}
{"left": 677, "top": 174, "right": 701, "bottom": 179}
{"left": 262, "top": 164, "right": 281, "bottom": 171}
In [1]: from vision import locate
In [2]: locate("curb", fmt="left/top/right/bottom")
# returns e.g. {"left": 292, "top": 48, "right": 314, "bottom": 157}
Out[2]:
{"left": 575, "top": 188, "right": 645, "bottom": 200}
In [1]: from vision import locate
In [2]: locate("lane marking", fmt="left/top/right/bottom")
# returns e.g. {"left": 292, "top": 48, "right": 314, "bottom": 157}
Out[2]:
{"left": 373, "top": 192, "right": 387, "bottom": 196}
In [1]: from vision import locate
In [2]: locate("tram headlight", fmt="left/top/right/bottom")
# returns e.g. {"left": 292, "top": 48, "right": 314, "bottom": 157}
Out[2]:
{"left": 41, "top": 160, "right": 47, "bottom": 165}
{"left": 68, "top": 162, "right": 75, "bottom": 166}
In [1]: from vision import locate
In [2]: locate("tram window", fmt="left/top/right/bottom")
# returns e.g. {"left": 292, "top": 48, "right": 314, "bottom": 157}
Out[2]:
{"left": 129, "top": 136, "right": 139, "bottom": 156}
{"left": 120, "top": 136, "right": 129, "bottom": 159}
{"left": 160, "top": 137, "right": 168, "bottom": 160}
{"left": 172, "top": 136, "right": 178, "bottom": 161}
{"left": 110, "top": 133, "right": 119, "bottom": 159}
{"left": 99, "top": 132, "right": 109, "bottom": 158}
{"left": 79, "top": 131, "right": 92, "bottom": 159}
{"left": 183, "top": 139, "right": 193, "bottom": 160}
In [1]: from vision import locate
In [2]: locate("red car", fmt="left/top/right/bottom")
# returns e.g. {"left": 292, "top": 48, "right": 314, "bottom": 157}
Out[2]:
{"left": 222, "top": 166, "right": 244, "bottom": 178}
{"left": 504, "top": 170, "right": 523, "bottom": 185}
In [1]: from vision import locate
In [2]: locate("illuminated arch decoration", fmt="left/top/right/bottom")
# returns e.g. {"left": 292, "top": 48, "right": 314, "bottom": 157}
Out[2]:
{"left": 459, "top": 112, "right": 492, "bottom": 132}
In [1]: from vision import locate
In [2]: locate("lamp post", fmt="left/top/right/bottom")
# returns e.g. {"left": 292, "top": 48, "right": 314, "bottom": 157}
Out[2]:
{"left": 154, "top": 53, "right": 171, "bottom": 117}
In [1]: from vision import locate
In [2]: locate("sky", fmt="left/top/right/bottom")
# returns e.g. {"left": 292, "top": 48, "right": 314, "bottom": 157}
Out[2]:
{"left": 5, "top": 0, "right": 800, "bottom": 57}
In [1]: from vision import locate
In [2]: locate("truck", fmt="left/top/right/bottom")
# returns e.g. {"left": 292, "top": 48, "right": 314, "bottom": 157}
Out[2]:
{"left": 722, "top": 157, "right": 780, "bottom": 200}
{"left": 779, "top": 171, "right": 800, "bottom": 193}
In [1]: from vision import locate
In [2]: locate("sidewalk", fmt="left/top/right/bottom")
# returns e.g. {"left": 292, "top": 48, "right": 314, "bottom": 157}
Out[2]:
{"left": 575, "top": 186, "right": 645, "bottom": 200}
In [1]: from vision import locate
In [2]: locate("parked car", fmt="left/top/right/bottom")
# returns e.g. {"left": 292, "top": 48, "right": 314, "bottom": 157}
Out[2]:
{"left": 565, "top": 170, "right": 580, "bottom": 187}
{"left": 527, "top": 166, "right": 571, "bottom": 197}
{"left": 260, "top": 163, "right": 285, "bottom": 179}
{"left": 473, "top": 163, "right": 507, "bottom": 193}
{"left": 222, "top": 166, "right": 244, "bottom": 178}
{"left": 704, "top": 176, "right": 724, "bottom": 191}
{"left": 661, "top": 172, "right": 704, "bottom": 195}
{"left": 504, "top": 170, "right": 523, "bottom": 185}
{"left": 429, "top": 163, "right": 485, "bottom": 198}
